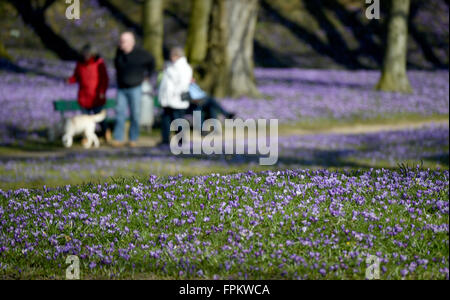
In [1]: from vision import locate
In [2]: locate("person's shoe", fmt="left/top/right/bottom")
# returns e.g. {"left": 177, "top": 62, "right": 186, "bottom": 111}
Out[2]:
{"left": 105, "top": 129, "right": 112, "bottom": 144}
{"left": 128, "top": 141, "right": 138, "bottom": 148}
{"left": 110, "top": 140, "right": 126, "bottom": 148}
{"left": 81, "top": 138, "right": 89, "bottom": 147}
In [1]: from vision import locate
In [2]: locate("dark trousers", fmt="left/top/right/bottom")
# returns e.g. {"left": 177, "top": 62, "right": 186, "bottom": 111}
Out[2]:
{"left": 161, "top": 107, "right": 186, "bottom": 144}
{"left": 190, "top": 97, "right": 232, "bottom": 122}
{"left": 81, "top": 106, "right": 107, "bottom": 136}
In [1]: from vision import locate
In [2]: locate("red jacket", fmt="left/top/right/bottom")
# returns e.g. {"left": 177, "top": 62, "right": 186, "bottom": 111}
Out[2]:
{"left": 68, "top": 57, "right": 109, "bottom": 109}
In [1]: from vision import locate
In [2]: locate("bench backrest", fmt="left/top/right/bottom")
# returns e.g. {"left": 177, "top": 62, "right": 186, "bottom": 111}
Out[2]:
{"left": 53, "top": 99, "right": 117, "bottom": 112}
{"left": 54, "top": 97, "right": 160, "bottom": 112}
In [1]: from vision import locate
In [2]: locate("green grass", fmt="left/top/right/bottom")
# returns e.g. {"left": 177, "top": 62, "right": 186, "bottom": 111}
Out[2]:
{"left": 278, "top": 113, "right": 449, "bottom": 135}
{"left": 0, "top": 112, "right": 447, "bottom": 155}
{"left": 1, "top": 153, "right": 448, "bottom": 191}
{"left": 0, "top": 111, "right": 448, "bottom": 190}
{"left": 0, "top": 158, "right": 272, "bottom": 190}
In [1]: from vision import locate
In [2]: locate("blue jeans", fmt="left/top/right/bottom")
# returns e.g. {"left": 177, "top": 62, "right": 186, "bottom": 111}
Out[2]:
{"left": 114, "top": 85, "right": 142, "bottom": 142}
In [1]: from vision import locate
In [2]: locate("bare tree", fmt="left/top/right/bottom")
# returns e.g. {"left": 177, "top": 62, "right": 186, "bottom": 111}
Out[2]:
{"left": 186, "top": 0, "right": 213, "bottom": 67}
{"left": 376, "top": 0, "right": 413, "bottom": 93}
{"left": 142, "top": 0, "right": 164, "bottom": 70}
{"left": 201, "top": 0, "right": 260, "bottom": 98}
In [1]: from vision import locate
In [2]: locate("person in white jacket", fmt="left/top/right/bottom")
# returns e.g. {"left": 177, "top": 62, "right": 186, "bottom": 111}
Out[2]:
{"left": 158, "top": 47, "right": 193, "bottom": 145}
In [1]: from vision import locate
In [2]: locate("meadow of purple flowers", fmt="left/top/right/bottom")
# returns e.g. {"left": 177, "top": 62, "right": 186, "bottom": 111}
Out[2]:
{"left": 0, "top": 168, "right": 448, "bottom": 279}
{"left": 224, "top": 69, "right": 449, "bottom": 121}
{"left": 0, "top": 58, "right": 448, "bottom": 279}
{"left": 279, "top": 123, "right": 449, "bottom": 165}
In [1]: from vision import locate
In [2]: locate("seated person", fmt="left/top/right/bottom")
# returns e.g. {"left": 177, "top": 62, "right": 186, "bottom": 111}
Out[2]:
{"left": 186, "top": 80, "right": 236, "bottom": 122}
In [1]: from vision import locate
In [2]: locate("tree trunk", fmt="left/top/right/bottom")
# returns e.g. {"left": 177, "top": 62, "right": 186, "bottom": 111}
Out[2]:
{"left": 143, "top": 0, "right": 164, "bottom": 71}
{"left": 376, "top": 0, "right": 413, "bottom": 93}
{"left": 6, "top": 0, "right": 80, "bottom": 61}
{"left": 202, "top": 0, "right": 260, "bottom": 98}
{"left": 0, "top": 2, "right": 10, "bottom": 60}
{"left": 0, "top": 39, "right": 10, "bottom": 60}
{"left": 186, "top": 0, "right": 213, "bottom": 67}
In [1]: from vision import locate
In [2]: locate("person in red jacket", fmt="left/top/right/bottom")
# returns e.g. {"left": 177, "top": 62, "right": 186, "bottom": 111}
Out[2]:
{"left": 67, "top": 44, "right": 111, "bottom": 142}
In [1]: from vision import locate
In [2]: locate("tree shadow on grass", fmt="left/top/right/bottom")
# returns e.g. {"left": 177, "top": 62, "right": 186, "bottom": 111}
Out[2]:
{"left": 302, "top": 0, "right": 364, "bottom": 69}
{"left": 256, "top": 76, "right": 374, "bottom": 91}
{"left": 0, "top": 58, "right": 66, "bottom": 81}
{"left": 254, "top": 41, "right": 297, "bottom": 68}
{"left": 422, "top": 154, "right": 449, "bottom": 167}
{"left": 408, "top": 1, "right": 449, "bottom": 70}
{"left": 319, "top": 0, "right": 386, "bottom": 68}
{"left": 0, "top": 139, "right": 62, "bottom": 153}
{"left": 259, "top": 0, "right": 364, "bottom": 70}
{"left": 0, "top": 124, "right": 66, "bottom": 153}
{"left": 0, "top": 144, "right": 413, "bottom": 172}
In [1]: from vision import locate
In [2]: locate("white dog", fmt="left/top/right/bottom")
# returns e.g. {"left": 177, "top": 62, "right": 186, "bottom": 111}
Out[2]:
{"left": 62, "top": 110, "right": 107, "bottom": 149}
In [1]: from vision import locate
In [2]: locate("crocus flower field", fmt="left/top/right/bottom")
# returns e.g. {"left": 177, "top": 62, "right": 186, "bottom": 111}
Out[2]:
{"left": 0, "top": 168, "right": 448, "bottom": 279}
{"left": 0, "top": 58, "right": 448, "bottom": 279}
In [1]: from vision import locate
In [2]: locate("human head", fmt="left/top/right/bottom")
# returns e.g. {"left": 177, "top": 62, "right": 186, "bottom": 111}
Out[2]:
{"left": 119, "top": 32, "right": 136, "bottom": 54}
{"left": 81, "top": 44, "right": 96, "bottom": 61}
{"left": 170, "top": 47, "right": 185, "bottom": 63}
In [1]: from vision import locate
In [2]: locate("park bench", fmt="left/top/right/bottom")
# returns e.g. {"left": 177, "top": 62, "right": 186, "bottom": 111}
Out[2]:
{"left": 53, "top": 98, "right": 118, "bottom": 125}
{"left": 53, "top": 97, "right": 161, "bottom": 122}
{"left": 48, "top": 98, "right": 116, "bottom": 142}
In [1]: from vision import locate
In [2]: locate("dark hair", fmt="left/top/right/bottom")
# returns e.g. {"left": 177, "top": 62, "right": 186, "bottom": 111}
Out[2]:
{"left": 81, "top": 44, "right": 98, "bottom": 59}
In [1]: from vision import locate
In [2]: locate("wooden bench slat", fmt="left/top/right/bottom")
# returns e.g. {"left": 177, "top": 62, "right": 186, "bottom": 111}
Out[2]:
{"left": 54, "top": 99, "right": 117, "bottom": 112}
{"left": 54, "top": 98, "right": 160, "bottom": 112}
{"left": 53, "top": 101, "right": 80, "bottom": 111}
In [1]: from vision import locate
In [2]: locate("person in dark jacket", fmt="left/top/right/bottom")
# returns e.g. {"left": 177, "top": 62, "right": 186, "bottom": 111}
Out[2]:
{"left": 112, "top": 31, "right": 155, "bottom": 148}
{"left": 67, "top": 44, "right": 110, "bottom": 142}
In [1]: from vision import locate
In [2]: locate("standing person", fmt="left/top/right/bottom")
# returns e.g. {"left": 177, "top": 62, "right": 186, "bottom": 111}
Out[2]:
{"left": 67, "top": 44, "right": 111, "bottom": 143}
{"left": 113, "top": 31, "right": 155, "bottom": 148}
{"left": 158, "top": 47, "right": 193, "bottom": 146}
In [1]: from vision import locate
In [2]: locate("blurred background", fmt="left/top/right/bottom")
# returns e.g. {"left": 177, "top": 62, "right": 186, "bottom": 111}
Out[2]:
{"left": 1, "top": 0, "right": 448, "bottom": 68}
{"left": 0, "top": 0, "right": 448, "bottom": 189}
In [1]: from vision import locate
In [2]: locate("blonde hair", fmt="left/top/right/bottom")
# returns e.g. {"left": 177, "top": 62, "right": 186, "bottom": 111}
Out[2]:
{"left": 171, "top": 47, "right": 185, "bottom": 58}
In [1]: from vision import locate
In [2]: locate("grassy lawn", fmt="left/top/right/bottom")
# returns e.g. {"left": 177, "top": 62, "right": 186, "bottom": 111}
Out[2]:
{"left": 0, "top": 113, "right": 448, "bottom": 190}
{"left": 278, "top": 113, "right": 449, "bottom": 135}
{"left": 1, "top": 112, "right": 448, "bottom": 153}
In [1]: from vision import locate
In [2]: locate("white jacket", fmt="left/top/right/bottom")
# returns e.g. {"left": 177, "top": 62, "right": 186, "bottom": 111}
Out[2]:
{"left": 158, "top": 57, "right": 193, "bottom": 109}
